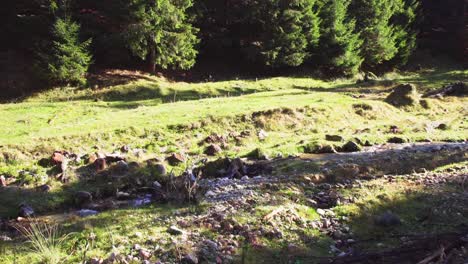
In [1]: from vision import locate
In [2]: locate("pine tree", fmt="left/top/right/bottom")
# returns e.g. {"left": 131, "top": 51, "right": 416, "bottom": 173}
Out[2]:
{"left": 251, "top": 0, "right": 321, "bottom": 67}
{"left": 125, "top": 0, "right": 199, "bottom": 72}
{"left": 318, "top": 0, "right": 363, "bottom": 75}
{"left": 350, "top": 0, "right": 401, "bottom": 66}
{"left": 46, "top": 18, "right": 92, "bottom": 85}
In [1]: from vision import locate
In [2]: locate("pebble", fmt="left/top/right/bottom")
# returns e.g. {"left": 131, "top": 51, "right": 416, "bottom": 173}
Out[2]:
{"left": 167, "top": 225, "right": 184, "bottom": 235}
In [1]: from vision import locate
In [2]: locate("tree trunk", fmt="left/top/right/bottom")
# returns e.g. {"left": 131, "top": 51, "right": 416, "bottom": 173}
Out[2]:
{"left": 148, "top": 47, "right": 156, "bottom": 73}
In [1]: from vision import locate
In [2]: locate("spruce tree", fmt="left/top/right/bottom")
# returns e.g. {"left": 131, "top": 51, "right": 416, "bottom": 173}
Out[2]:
{"left": 318, "top": 0, "right": 363, "bottom": 75}
{"left": 125, "top": 0, "right": 199, "bottom": 72}
{"left": 251, "top": 0, "right": 321, "bottom": 67}
{"left": 350, "top": 0, "right": 401, "bottom": 66}
{"left": 391, "top": 0, "right": 420, "bottom": 65}
{"left": 46, "top": 18, "right": 92, "bottom": 85}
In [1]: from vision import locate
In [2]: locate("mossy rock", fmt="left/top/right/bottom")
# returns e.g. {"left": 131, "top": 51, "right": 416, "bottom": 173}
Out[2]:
{"left": 246, "top": 148, "right": 269, "bottom": 160}
{"left": 385, "top": 84, "right": 419, "bottom": 107}
{"left": 303, "top": 143, "right": 337, "bottom": 154}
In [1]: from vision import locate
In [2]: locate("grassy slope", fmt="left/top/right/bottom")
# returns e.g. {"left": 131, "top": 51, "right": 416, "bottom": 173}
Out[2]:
{"left": 0, "top": 66, "right": 467, "bottom": 263}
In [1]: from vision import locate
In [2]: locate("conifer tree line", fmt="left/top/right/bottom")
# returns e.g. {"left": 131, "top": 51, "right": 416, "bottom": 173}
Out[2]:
{"left": 1, "top": 0, "right": 443, "bottom": 85}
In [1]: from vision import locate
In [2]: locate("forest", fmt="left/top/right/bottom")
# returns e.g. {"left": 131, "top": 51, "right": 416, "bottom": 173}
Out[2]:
{"left": 1, "top": 0, "right": 466, "bottom": 97}
{"left": 0, "top": 1, "right": 467, "bottom": 264}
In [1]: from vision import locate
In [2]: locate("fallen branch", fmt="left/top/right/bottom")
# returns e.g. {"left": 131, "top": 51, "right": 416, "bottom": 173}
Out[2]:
{"left": 417, "top": 245, "right": 445, "bottom": 264}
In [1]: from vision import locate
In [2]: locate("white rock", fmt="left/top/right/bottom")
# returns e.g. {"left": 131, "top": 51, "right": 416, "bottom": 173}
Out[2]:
{"left": 205, "top": 191, "right": 216, "bottom": 197}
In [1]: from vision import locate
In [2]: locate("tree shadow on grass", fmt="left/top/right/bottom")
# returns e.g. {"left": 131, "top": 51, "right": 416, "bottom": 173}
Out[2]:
{"left": 293, "top": 69, "right": 467, "bottom": 96}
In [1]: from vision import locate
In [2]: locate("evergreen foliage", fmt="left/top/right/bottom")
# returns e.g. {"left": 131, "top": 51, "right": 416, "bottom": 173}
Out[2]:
{"left": 125, "top": 0, "right": 199, "bottom": 72}
{"left": 391, "top": 0, "right": 420, "bottom": 65}
{"left": 318, "top": 0, "right": 363, "bottom": 75}
{"left": 46, "top": 18, "right": 92, "bottom": 85}
{"left": 250, "top": 0, "right": 321, "bottom": 67}
{"left": 350, "top": 0, "right": 400, "bottom": 66}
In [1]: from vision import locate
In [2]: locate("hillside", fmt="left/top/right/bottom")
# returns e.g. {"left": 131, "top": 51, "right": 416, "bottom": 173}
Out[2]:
{"left": 0, "top": 66, "right": 467, "bottom": 263}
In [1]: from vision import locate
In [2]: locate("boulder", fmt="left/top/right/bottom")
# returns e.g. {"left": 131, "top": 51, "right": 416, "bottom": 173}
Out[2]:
{"left": 114, "top": 160, "right": 129, "bottom": 173}
{"left": 51, "top": 151, "right": 66, "bottom": 164}
{"left": 385, "top": 84, "right": 419, "bottom": 107}
{"left": 197, "top": 240, "right": 219, "bottom": 263}
{"left": 75, "top": 191, "right": 93, "bottom": 207}
{"left": 203, "top": 134, "right": 226, "bottom": 144}
{"left": 166, "top": 153, "right": 186, "bottom": 165}
{"left": 304, "top": 143, "right": 337, "bottom": 154}
{"left": 18, "top": 204, "right": 34, "bottom": 217}
{"left": 246, "top": 148, "right": 269, "bottom": 160}
{"left": 436, "top": 123, "right": 449, "bottom": 130}
{"left": 375, "top": 211, "right": 401, "bottom": 227}
{"left": 387, "top": 137, "right": 407, "bottom": 144}
{"left": 340, "top": 141, "right": 362, "bottom": 152}
{"left": 204, "top": 144, "right": 222, "bottom": 156}
{"left": 146, "top": 159, "right": 167, "bottom": 176}
{"left": 325, "top": 135, "right": 344, "bottom": 142}
{"left": 94, "top": 158, "right": 107, "bottom": 171}
{"left": 37, "top": 184, "right": 51, "bottom": 192}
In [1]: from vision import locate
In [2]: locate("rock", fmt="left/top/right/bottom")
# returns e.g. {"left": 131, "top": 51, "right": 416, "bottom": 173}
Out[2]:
{"left": 198, "top": 240, "right": 218, "bottom": 263}
{"left": 423, "top": 82, "right": 468, "bottom": 98}
{"left": 87, "top": 153, "right": 98, "bottom": 164}
{"left": 104, "top": 153, "right": 126, "bottom": 163}
{"left": 37, "top": 184, "right": 51, "bottom": 192}
{"left": 116, "top": 191, "right": 131, "bottom": 200}
{"left": 375, "top": 211, "right": 401, "bottom": 227}
{"left": 317, "top": 208, "right": 326, "bottom": 216}
{"left": 89, "top": 258, "right": 103, "bottom": 264}
{"left": 340, "top": 141, "right": 362, "bottom": 152}
{"left": 326, "top": 135, "right": 344, "bottom": 142}
{"left": 385, "top": 83, "right": 419, "bottom": 107}
{"left": 152, "top": 181, "right": 162, "bottom": 189}
{"left": 120, "top": 145, "right": 130, "bottom": 153}
{"left": 0, "top": 175, "right": 6, "bottom": 187}
{"left": 76, "top": 209, "right": 99, "bottom": 217}
{"left": 115, "top": 160, "right": 129, "bottom": 173}
{"left": 167, "top": 225, "right": 184, "bottom": 235}
{"left": 258, "top": 129, "right": 268, "bottom": 140}
{"left": 18, "top": 204, "right": 34, "bottom": 217}
{"left": 51, "top": 151, "right": 66, "bottom": 164}
{"left": 205, "top": 144, "right": 222, "bottom": 156}
{"left": 0, "top": 235, "right": 13, "bottom": 242}
{"left": 387, "top": 137, "right": 407, "bottom": 144}
{"left": 304, "top": 143, "right": 337, "bottom": 154}
{"left": 139, "top": 248, "right": 151, "bottom": 260}
{"left": 75, "top": 191, "right": 93, "bottom": 207}
{"left": 94, "top": 158, "right": 107, "bottom": 171}
{"left": 148, "top": 161, "right": 167, "bottom": 176}
{"left": 436, "top": 123, "right": 449, "bottom": 130}
{"left": 389, "top": 125, "right": 400, "bottom": 133}
{"left": 181, "top": 254, "right": 199, "bottom": 264}
{"left": 247, "top": 148, "right": 269, "bottom": 160}
{"left": 204, "top": 134, "right": 226, "bottom": 144}
{"left": 226, "top": 158, "right": 246, "bottom": 178}
{"left": 205, "top": 191, "right": 216, "bottom": 198}
{"left": 166, "top": 153, "right": 186, "bottom": 165}
{"left": 241, "top": 175, "right": 249, "bottom": 181}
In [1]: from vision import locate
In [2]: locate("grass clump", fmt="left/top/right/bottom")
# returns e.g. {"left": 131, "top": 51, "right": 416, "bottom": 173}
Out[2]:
{"left": 15, "top": 220, "right": 70, "bottom": 264}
